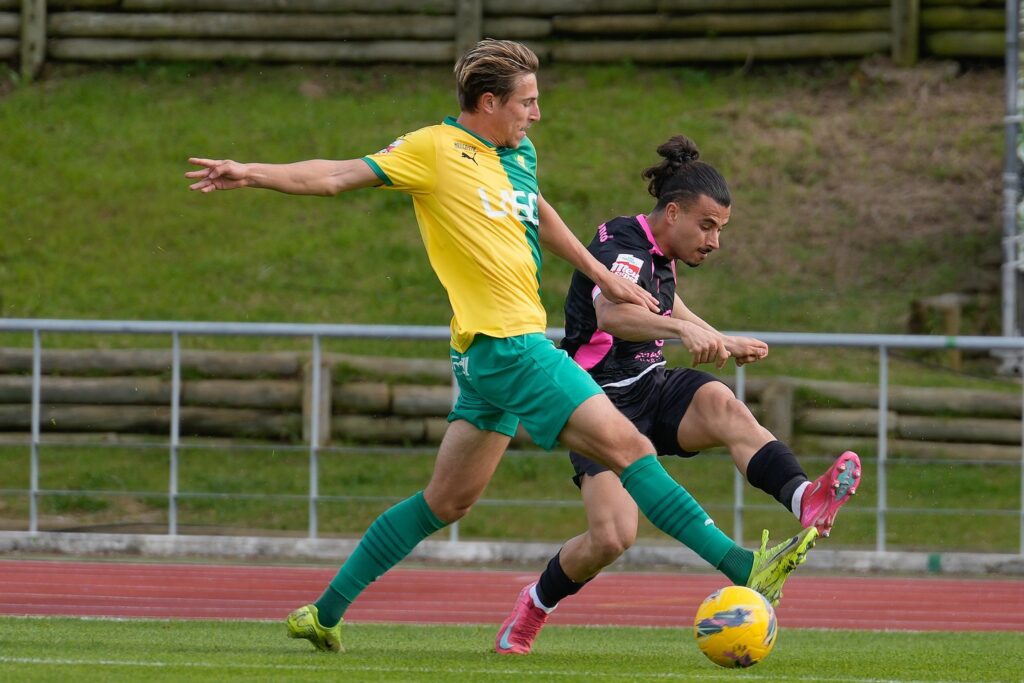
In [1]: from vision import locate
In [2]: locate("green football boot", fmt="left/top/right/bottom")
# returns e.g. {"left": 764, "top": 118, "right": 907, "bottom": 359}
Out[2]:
{"left": 746, "top": 526, "right": 818, "bottom": 607}
{"left": 286, "top": 604, "right": 344, "bottom": 653}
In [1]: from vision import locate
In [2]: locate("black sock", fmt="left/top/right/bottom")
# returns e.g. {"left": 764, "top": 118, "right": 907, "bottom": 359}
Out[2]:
{"left": 535, "top": 551, "right": 588, "bottom": 609}
{"left": 746, "top": 440, "right": 807, "bottom": 514}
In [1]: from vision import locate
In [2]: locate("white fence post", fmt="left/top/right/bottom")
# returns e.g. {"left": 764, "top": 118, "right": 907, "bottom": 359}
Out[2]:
{"left": 876, "top": 346, "right": 889, "bottom": 552}
{"left": 169, "top": 332, "right": 181, "bottom": 535}
{"left": 29, "top": 328, "right": 41, "bottom": 533}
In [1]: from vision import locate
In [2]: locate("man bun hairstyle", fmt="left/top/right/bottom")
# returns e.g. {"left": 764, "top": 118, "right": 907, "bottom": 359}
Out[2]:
{"left": 642, "top": 135, "right": 731, "bottom": 211}
{"left": 454, "top": 39, "right": 540, "bottom": 113}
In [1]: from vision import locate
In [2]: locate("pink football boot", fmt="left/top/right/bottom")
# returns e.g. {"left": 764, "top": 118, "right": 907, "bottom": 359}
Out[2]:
{"left": 800, "top": 450, "right": 861, "bottom": 537}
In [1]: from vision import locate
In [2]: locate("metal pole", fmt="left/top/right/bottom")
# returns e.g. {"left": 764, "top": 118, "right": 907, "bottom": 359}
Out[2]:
{"left": 876, "top": 346, "right": 889, "bottom": 552}
{"left": 29, "top": 329, "right": 41, "bottom": 533}
{"left": 1020, "top": 355, "right": 1024, "bottom": 554}
{"left": 1002, "top": 0, "right": 1021, "bottom": 342}
{"left": 733, "top": 364, "right": 746, "bottom": 545}
{"left": 169, "top": 332, "right": 181, "bottom": 535}
{"left": 308, "top": 335, "right": 321, "bottom": 539}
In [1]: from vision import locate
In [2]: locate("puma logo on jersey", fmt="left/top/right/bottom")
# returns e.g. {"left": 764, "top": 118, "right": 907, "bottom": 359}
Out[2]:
{"left": 461, "top": 151, "right": 478, "bottom": 166}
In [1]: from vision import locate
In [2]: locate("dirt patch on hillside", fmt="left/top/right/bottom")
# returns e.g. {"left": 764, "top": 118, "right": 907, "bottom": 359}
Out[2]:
{"left": 716, "top": 58, "right": 1003, "bottom": 317}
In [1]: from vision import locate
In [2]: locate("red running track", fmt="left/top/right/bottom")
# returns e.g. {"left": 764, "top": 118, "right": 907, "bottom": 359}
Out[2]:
{"left": 0, "top": 559, "right": 1022, "bottom": 632}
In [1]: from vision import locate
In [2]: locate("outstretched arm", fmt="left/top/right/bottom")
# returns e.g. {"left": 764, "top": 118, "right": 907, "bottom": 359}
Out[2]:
{"left": 185, "top": 157, "right": 381, "bottom": 196}
{"left": 672, "top": 294, "right": 768, "bottom": 367}
{"left": 597, "top": 295, "right": 729, "bottom": 368}
{"left": 537, "top": 194, "right": 659, "bottom": 313}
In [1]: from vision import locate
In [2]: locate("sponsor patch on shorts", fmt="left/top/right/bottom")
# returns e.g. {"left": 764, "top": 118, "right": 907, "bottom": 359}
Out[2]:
{"left": 609, "top": 254, "right": 644, "bottom": 283}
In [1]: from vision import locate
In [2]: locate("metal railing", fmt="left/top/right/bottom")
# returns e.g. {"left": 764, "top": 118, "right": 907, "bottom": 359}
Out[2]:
{"left": 2, "top": 318, "right": 1023, "bottom": 554}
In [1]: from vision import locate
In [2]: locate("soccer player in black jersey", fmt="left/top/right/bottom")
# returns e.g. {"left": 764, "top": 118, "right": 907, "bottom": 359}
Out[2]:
{"left": 495, "top": 135, "right": 862, "bottom": 655}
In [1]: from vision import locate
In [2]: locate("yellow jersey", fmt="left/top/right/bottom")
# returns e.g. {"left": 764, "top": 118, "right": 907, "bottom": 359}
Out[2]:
{"left": 362, "top": 117, "right": 545, "bottom": 352}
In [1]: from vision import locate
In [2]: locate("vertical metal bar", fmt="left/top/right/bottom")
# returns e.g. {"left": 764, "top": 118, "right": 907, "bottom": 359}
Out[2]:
{"left": 733, "top": 364, "right": 746, "bottom": 545}
{"left": 308, "top": 335, "right": 321, "bottom": 539}
{"left": 876, "top": 346, "right": 889, "bottom": 552}
{"left": 169, "top": 332, "right": 181, "bottom": 536}
{"left": 29, "top": 329, "right": 41, "bottom": 534}
{"left": 1002, "top": 0, "right": 1021, "bottom": 340}
{"left": 449, "top": 368, "right": 460, "bottom": 543}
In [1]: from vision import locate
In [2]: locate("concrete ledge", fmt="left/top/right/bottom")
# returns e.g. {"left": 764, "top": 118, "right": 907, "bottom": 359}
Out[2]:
{"left": 1, "top": 531, "right": 1021, "bottom": 575}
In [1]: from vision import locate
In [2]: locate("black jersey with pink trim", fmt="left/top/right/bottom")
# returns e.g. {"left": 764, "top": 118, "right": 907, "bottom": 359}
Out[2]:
{"left": 561, "top": 214, "right": 677, "bottom": 387}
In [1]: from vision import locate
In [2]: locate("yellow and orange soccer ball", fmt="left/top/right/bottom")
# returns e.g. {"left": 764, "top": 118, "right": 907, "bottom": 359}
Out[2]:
{"left": 693, "top": 586, "right": 778, "bottom": 668}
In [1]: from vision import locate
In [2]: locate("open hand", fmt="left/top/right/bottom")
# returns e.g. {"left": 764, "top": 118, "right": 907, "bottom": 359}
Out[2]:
{"left": 185, "top": 158, "right": 249, "bottom": 192}
{"left": 600, "top": 275, "right": 660, "bottom": 313}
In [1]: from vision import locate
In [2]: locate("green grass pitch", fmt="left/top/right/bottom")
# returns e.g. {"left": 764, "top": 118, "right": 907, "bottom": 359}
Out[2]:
{"left": 0, "top": 617, "right": 1021, "bottom": 682}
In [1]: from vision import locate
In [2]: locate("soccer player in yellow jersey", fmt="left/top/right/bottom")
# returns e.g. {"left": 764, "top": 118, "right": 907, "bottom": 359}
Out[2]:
{"left": 186, "top": 39, "right": 817, "bottom": 654}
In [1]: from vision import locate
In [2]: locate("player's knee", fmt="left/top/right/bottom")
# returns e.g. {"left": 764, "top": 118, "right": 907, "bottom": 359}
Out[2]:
{"left": 430, "top": 500, "right": 471, "bottom": 524}
{"left": 589, "top": 523, "right": 637, "bottom": 563}
{"left": 703, "top": 384, "right": 757, "bottom": 428}
{"left": 423, "top": 489, "right": 475, "bottom": 523}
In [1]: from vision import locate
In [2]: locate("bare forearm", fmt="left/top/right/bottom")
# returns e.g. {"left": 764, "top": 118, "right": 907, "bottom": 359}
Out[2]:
{"left": 246, "top": 159, "right": 377, "bottom": 196}
{"left": 187, "top": 156, "right": 379, "bottom": 196}
{"left": 672, "top": 295, "right": 719, "bottom": 333}
{"left": 597, "top": 299, "right": 684, "bottom": 342}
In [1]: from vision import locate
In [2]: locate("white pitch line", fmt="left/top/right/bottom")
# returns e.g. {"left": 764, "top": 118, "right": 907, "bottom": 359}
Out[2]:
{"left": 0, "top": 656, "right": 1013, "bottom": 683}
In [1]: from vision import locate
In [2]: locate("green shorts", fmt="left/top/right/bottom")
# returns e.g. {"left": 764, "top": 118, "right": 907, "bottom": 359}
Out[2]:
{"left": 448, "top": 333, "right": 603, "bottom": 450}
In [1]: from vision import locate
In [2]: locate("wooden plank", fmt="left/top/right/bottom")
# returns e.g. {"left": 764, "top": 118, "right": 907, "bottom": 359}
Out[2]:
{"left": 47, "top": 36, "right": 545, "bottom": 64}
{"left": 0, "top": 348, "right": 302, "bottom": 377}
{"left": 455, "top": 0, "right": 481, "bottom": 58}
{"left": 49, "top": 1, "right": 121, "bottom": 7}
{"left": 391, "top": 384, "right": 451, "bottom": 416}
{"left": 0, "top": 375, "right": 301, "bottom": 408}
{"left": 891, "top": 0, "right": 920, "bottom": 66}
{"left": 798, "top": 408, "right": 1023, "bottom": 445}
{"left": 49, "top": 12, "right": 455, "bottom": 39}
{"left": 898, "top": 415, "right": 1021, "bottom": 445}
{"left": 333, "top": 381, "right": 390, "bottom": 413}
{"left": 485, "top": 0, "right": 657, "bottom": 13}
{"left": 921, "top": 7, "right": 1004, "bottom": 30}
{"left": 0, "top": 0, "right": 19, "bottom": 8}
{"left": 551, "top": 31, "right": 891, "bottom": 62}
{"left": 798, "top": 435, "right": 1022, "bottom": 462}
{"left": 0, "top": 11, "right": 18, "bottom": 35}
{"left": 0, "top": 404, "right": 302, "bottom": 440}
{"left": 20, "top": 0, "right": 45, "bottom": 80}
{"left": 327, "top": 352, "right": 450, "bottom": 383}
{"left": 553, "top": 9, "right": 889, "bottom": 35}
{"left": 0, "top": 36, "right": 16, "bottom": 57}
{"left": 655, "top": 0, "right": 886, "bottom": 11}
{"left": 798, "top": 408, "right": 899, "bottom": 437}
{"left": 795, "top": 378, "right": 1021, "bottom": 418}
{"left": 122, "top": 0, "right": 456, "bottom": 12}
{"left": 332, "top": 414, "right": 427, "bottom": 443}
{"left": 482, "top": 17, "right": 551, "bottom": 39}
{"left": 921, "top": 0, "right": 1002, "bottom": 6}
{"left": 923, "top": 29, "right": 1003, "bottom": 56}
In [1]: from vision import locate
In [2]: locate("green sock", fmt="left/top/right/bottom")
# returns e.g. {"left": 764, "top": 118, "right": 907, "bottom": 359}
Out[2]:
{"left": 314, "top": 490, "right": 446, "bottom": 627}
{"left": 718, "top": 545, "right": 755, "bottom": 585}
{"left": 620, "top": 455, "right": 750, "bottom": 583}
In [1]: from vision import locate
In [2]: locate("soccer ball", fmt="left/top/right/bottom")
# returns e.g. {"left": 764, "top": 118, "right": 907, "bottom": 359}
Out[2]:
{"left": 693, "top": 585, "right": 777, "bottom": 668}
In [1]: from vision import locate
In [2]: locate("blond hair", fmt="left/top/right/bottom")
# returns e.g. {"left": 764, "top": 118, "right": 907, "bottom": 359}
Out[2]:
{"left": 454, "top": 39, "right": 539, "bottom": 112}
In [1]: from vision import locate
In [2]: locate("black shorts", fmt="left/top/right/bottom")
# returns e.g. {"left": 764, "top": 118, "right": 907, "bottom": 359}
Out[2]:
{"left": 569, "top": 365, "right": 723, "bottom": 487}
